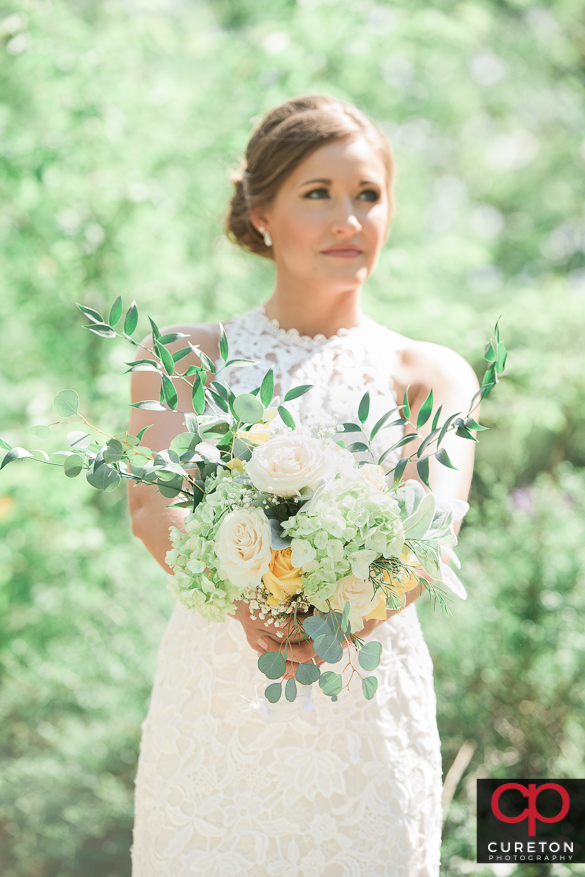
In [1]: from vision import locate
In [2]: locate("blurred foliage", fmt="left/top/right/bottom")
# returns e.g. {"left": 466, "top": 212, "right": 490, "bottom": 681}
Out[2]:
{"left": 0, "top": 0, "right": 584, "bottom": 874}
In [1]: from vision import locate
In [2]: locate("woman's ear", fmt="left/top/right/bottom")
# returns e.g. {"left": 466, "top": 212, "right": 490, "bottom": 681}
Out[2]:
{"left": 248, "top": 205, "right": 270, "bottom": 236}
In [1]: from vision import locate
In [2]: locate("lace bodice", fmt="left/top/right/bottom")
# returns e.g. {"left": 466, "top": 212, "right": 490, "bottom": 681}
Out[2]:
{"left": 131, "top": 306, "right": 443, "bottom": 877}
{"left": 220, "top": 305, "right": 404, "bottom": 472}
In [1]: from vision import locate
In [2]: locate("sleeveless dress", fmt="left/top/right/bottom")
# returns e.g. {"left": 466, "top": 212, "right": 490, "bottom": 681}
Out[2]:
{"left": 131, "top": 306, "right": 443, "bottom": 877}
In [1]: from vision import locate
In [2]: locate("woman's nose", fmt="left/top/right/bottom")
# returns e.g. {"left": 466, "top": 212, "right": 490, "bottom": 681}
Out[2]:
{"left": 331, "top": 198, "right": 362, "bottom": 235}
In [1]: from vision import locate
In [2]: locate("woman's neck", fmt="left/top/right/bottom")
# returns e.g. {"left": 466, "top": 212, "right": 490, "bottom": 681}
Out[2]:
{"left": 262, "top": 283, "right": 363, "bottom": 339}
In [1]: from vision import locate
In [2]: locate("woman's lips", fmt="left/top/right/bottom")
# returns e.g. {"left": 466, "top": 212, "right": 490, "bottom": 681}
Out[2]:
{"left": 321, "top": 247, "right": 362, "bottom": 258}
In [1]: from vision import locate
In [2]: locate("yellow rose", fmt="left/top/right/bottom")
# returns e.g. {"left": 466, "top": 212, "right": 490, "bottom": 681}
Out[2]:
{"left": 238, "top": 422, "right": 272, "bottom": 445}
{"left": 262, "top": 547, "right": 303, "bottom": 607}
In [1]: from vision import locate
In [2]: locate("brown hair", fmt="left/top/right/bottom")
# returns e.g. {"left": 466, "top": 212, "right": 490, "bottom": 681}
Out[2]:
{"left": 225, "top": 94, "right": 395, "bottom": 260}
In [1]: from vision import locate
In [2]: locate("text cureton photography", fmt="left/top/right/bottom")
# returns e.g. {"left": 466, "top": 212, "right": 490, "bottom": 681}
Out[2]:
{"left": 477, "top": 779, "right": 585, "bottom": 864}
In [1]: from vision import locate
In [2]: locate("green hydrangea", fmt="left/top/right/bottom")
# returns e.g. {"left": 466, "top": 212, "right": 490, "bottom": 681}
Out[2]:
{"left": 282, "top": 475, "right": 405, "bottom": 608}
{"left": 165, "top": 471, "right": 255, "bottom": 622}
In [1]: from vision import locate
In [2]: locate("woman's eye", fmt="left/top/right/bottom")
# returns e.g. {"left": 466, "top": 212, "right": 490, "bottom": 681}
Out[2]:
{"left": 358, "top": 189, "right": 380, "bottom": 202}
{"left": 303, "top": 188, "right": 329, "bottom": 200}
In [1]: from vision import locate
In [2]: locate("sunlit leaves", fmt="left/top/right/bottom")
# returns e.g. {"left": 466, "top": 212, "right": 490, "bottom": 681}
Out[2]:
{"left": 283, "top": 385, "right": 313, "bottom": 402}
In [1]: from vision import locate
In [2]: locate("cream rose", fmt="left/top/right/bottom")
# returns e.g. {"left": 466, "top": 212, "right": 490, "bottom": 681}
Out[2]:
{"left": 356, "top": 463, "right": 388, "bottom": 492}
{"left": 215, "top": 507, "right": 271, "bottom": 589}
{"left": 237, "top": 422, "right": 272, "bottom": 445}
{"left": 329, "top": 574, "right": 381, "bottom": 631}
{"left": 245, "top": 433, "right": 332, "bottom": 497}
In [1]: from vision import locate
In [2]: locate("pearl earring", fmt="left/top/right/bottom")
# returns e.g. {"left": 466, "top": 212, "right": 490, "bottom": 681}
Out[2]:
{"left": 258, "top": 226, "right": 272, "bottom": 247}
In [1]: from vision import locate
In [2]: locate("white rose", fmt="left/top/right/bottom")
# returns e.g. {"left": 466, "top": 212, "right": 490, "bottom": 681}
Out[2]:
{"left": 356, "top": 463, "right": 388, "bottom": 492}
{"left": 245, "top": 433, "right": 332, "bottom": 497}
{"left": 215, "top": 507, "right": 271, "bottom": 589}
{"left": 330, "top": 574, "right": 381, "bottom": 630}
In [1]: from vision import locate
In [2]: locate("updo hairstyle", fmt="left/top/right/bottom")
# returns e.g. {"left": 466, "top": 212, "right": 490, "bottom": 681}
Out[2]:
{"left": 225, "top": 94, "right": 395, "bottom": 260}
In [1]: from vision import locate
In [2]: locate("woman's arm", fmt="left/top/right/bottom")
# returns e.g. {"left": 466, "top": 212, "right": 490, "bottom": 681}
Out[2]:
{"left": 355, "top": 340, "right": 480, "bottom": 640}
{"left": 128, "top": 322, "right": 220, "bottom": 571}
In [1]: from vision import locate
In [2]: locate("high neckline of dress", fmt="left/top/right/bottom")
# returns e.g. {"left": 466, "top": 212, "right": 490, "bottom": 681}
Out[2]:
{"left": 254, "top": 303, "right": 367, "bottom": 350}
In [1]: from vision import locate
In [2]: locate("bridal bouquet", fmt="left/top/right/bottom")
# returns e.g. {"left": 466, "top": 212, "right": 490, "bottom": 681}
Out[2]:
{"left": 0, "top": 296, "right": 507, "bottom": 705}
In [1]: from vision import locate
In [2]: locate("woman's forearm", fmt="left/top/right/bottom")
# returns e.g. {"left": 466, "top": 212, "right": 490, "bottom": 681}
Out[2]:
{"left": 130, "top": 490, "right": 187, "bottom": 573}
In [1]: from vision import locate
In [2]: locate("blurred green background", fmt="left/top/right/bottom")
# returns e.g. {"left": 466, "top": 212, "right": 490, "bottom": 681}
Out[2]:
{"left": 1, "top": 0, "right": 584, "bottom": 874}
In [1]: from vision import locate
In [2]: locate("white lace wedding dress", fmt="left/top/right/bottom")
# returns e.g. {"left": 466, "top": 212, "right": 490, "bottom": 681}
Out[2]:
{"left": 131, "top": 306, "right": 443, "bottom": 877}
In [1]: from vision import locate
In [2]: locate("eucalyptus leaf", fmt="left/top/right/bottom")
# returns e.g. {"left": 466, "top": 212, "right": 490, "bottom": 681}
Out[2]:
{"left": 285, "top": 677, "right": 297, "bottom": 703}
{"left": 362, "top": 676, "right": 379, "bottom": 700}
{"left": 54, "top": 389, "right": 79, "bottom": 417}
{"left": 86, "top": 460, "right": 120, "bottom": 491}
{"left": 0, "top": 447, "right": 33, "bottom": 469}
{"left": 358, "top": 640, "right": 383, "bottom": 671}
{"left": 303, "top": 615, "right": 333, "bottom": 641}
{"left": 170, "top": 433, "right": 201, "bottom": 454}
{"left": 258, "top": 650, "right": 286, "bottom": 680}
{"left": 29, "top": 425, "right": 52, "bottom": 439}
{"left": 103, "top": 439, "right": 124, "bottom": 463}
{"left": 233, "top": 394, "right": 263, "bottom": 424}
{"left": 64, "top": 454, "right": 84, "bottom": 478}
{"left": 295, "top": 663, "right": 321, "bottom": 685}
{"left": 265, "top": 682, "right": 282, "bottom": 704}
{"left": 314, "top": 634, "right": 343, "bottom": 664}
{"left": 319, "top": 671, "right": 343, "bottom": 697}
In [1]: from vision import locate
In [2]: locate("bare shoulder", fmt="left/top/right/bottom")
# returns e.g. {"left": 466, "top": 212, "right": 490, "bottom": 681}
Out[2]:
{"left": 388, "top": 329, "right": 479, "bottom": 399}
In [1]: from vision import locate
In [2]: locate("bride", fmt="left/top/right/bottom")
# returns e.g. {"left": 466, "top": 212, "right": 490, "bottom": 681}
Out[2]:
{"left": 128, "top": 94, "right": 478, "bottom": 876}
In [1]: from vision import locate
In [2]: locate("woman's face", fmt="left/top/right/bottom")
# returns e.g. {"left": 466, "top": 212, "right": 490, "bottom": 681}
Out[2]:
{"left": 253, "top": 135, "right": 390, "bottom": 293}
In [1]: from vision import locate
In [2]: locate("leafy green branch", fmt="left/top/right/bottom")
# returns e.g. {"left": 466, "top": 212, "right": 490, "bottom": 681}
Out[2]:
{"left": 337, "top": 318, "right": 507, "bottom": 486}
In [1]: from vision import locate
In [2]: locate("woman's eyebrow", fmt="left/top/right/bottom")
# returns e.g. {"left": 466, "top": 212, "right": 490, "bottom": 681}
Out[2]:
{"left": 296, "top": 177, "right": 380, "bottom": 188}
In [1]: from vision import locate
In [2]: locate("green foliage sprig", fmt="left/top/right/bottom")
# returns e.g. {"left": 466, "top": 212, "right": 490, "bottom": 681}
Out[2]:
{"left": 0, "top": 300, "right": 506, "bottom": 516}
